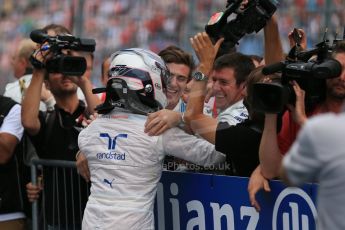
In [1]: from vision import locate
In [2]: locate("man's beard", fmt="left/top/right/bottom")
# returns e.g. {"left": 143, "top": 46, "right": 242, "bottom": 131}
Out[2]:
{"left": 51, "top": 87, "right": 77, "bottom": 98}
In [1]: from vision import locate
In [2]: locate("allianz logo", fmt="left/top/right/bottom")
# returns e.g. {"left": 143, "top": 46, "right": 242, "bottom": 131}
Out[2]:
{"left": 155, "top": 183, "right": 317, "bottom": 229}
{"left": 272, "top": 187, "right": 317, "bottom": 230}
{"left": 156, "top": 182, "right": 260, "bottom": 230}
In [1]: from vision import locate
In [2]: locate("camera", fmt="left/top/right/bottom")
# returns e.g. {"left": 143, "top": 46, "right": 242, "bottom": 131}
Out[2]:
{"left": 205, "top": 0, "right": 278, "bottom": 56}
{"left": 252, "top": 39, "right": 342, "bottom": 113}
{"left": 30, "top": 29, "right": 96, "bottom": 76}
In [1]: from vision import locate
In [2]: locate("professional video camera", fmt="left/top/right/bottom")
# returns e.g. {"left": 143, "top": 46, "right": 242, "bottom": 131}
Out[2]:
{"left": 30, "top": 29, "right": 96, "bottom": 76}
{"left": 252, "top": 30, "right": 343, "bottom": 114}
{"left": 205, "top": 0, "right": 278, "bottom": 56}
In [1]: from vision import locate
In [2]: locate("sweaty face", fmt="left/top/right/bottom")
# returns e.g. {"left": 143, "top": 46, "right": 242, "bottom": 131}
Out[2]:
{"left": 211, "top": 67, "right": 246, "bottom": 111}
{"left": 327, "top": 53, "right": 345, "bottom": 100}
{"left": 165, "top": 63, "right": 190, "bottom": 110}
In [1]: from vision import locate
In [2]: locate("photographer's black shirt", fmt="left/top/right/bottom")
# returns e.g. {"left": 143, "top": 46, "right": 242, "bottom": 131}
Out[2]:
{"left": 215, "top": 119, "right": 261, "bottom": 177}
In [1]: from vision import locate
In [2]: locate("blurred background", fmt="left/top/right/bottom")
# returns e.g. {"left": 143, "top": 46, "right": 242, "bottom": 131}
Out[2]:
{"left": 0, "top": 0, "right": 344, "bottom": 93}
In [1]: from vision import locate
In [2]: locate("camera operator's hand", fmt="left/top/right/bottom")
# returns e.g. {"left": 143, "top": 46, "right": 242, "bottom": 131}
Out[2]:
{"left": 248, "top": 166, "right": 271, "bottom": 212}
{"left": 287, "top": 80, "right": 307, "bottom": 126}
{"left": 239, "top": 0, "right": 249, "bottom": 11}
{"left": 288, "top": 28, "right": 307, "bottom": 50}
{"left": 64, "top": 51, "right": 101, "bottom": 114}
{"left": 190, "top": 32, "right": 223, "bottom": 75}
{"left": 30, "top": 43, "right": 55, "bottom": 70}
{"left": 66, "top": 51, "right": 93, "bottom": 87}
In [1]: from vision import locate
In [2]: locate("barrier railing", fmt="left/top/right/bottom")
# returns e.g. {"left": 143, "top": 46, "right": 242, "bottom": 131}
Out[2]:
{"left": 30, "top": 159, "right": 89, "bottom": 230}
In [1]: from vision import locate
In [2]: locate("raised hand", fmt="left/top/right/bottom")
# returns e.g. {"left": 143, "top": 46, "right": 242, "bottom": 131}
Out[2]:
{"left": 248, "top": 166, "right": 271, "bottom": 212}
{"left": 288, "top": 28, "right": 307, "bottom": 50}
{"left": 190, "top": 32, "right": 223, "bottom": 75}
{"left": 286, "top": 80, "right": 307, "bottom": 126}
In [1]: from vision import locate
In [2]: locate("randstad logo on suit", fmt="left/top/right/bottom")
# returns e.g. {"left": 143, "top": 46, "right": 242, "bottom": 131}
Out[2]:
{"left": 97, "top": 133, "right": 128, "bottom": 160}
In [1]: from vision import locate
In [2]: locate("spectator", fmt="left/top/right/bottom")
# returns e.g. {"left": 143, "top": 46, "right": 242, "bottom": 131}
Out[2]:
{"left": 158, "top": 45, "right": 195, "bottom": 112}
{"left": 22, "top": 24, "right": 101, "bottom": 229}
{"left": 150, "top": 45, "right": 196, "bottom": 171}
{"left": 145, "top": 46, "right": 255, "bottom": 137}
{"left": 182, "top": 16, "right": 282, "bottom": 177}
{"left": 78, "top": 48, "right": 225, "bottom": 229}
{"left": 0, "top": 96, "right": 27, "bottom": 230}
{"left": 179, "top": 32, "right": 265, "bottom": 176}
{"left": 164, "top": 35, "right": 255, "bottom": 139}
{"left": 145, "top": 45, "right": 217, "bottom": 137}
{"left": 210, "top": 52, "right": 254, "bottom": 125}
{"left": 4, "top": 38, "right": 55, "bottom": 111}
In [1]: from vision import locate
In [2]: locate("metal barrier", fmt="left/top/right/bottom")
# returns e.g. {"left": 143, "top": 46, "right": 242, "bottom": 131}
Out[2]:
{"left": 30, "top": 159, "right": 90, "bottom": 230}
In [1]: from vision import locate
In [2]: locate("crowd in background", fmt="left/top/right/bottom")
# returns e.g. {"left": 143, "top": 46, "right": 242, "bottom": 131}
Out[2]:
{"left": 0, "top": 0, "right": 344, "bottom": 93}
{"left": 1, "top": 0, "right": 345, "bottom": 229}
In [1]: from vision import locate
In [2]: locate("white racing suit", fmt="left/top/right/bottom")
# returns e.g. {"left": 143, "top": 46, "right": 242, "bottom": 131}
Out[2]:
{"left": 78, "top": 109, "right": 225, "bottom": 230}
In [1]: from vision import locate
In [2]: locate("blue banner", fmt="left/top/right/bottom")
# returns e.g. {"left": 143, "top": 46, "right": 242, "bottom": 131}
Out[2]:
{"left": 154, "top": 171, "right": 318, "bottom": 230}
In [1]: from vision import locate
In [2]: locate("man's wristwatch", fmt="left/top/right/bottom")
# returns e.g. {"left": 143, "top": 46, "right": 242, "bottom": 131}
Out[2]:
{"left": 193, "top": 71, "right": 208, "bottom": 81}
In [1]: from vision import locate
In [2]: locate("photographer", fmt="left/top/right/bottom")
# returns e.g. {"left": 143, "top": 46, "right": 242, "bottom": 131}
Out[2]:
{"left": 248, "top": 32, "right": 345, "bottom": 212}
{"left": 259, "top": 41, "right": 345, "bottom": 179}
{"left": 22, "top": 24, "right": 100, "bottom": 229}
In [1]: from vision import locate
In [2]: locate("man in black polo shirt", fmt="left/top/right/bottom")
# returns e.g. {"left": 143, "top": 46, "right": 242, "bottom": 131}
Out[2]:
{"left": 22, "top": 24, "right": 101, "bottom": 229}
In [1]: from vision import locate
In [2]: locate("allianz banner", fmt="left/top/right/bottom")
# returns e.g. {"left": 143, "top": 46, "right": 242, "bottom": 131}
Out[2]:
{"left": 154, "top": 171, "right": 318, "bottom": 230}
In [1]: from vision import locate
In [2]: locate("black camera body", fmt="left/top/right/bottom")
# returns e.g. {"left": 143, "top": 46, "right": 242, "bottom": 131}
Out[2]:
{"left": 30, "top": 30, "right": 96, "bottom": 76}
{"left": 253, "top": 41, "right": 342, "bottom": 113}
{"left": 205, "top": 0, "right": 277, "bottom": 56}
